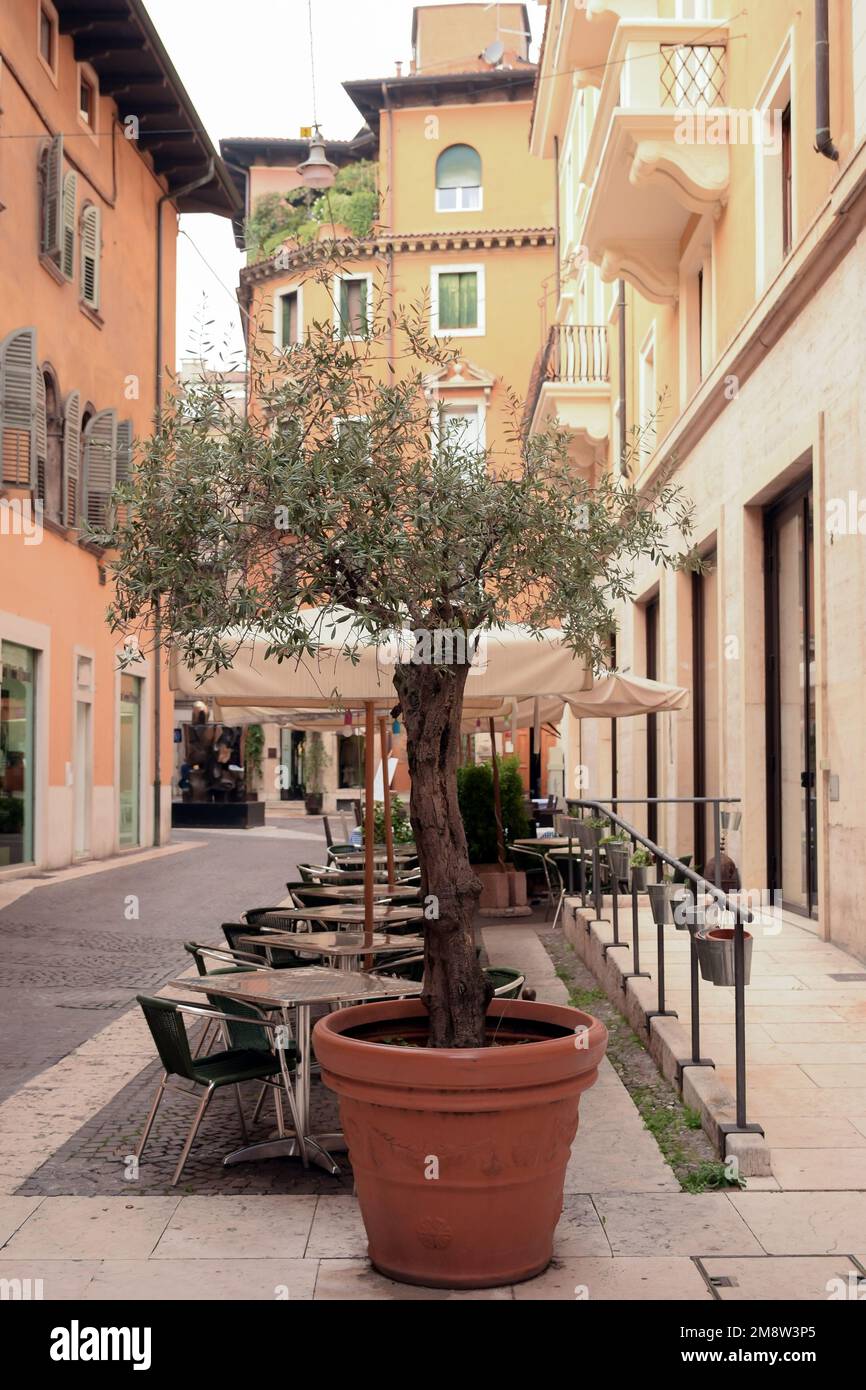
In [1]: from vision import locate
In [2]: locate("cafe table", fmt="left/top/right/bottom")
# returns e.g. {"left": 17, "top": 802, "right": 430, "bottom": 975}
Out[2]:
{"left": 171, "top": 965, "right": 422, "bottom": 1174}
{"left": 259, "top": 902, "right": 425, "bottom": 930}
{"left": 292, "top": 883, "right": 421, "bottom": 904}
{"left": 238, "top": 929, "right": 425, "bottom": 971}
{"left": 333, "top": 852, "right": 417, "bottom": 871}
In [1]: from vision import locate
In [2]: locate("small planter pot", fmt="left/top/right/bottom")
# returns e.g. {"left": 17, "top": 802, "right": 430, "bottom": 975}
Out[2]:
{"left": 629, "top": 865, "right": 649, "bottom": 892}
{"left": 647, "top": 882, "right": 683, "bottom": 926}
{"left": 304, "top": 792, "right": 323, "bottom": 815}
{"left": 696, "top": 927, "right": 753, "bottom": 987}
{"left": 313, "top": 997, "right": 608, "bottom": 1289}
{"left": 604, "top": 844, "right": 630, "bottom": 885}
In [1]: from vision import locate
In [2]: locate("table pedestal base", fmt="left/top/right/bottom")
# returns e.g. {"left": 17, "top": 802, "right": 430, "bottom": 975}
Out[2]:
{"left": 223, "top": 1131, "right": 347, "bottom": 1175}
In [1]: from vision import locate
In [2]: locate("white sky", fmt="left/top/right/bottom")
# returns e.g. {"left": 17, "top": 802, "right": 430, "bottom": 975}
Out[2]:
{"left": 142, "top": 0, "right": 544, "bottom": 366}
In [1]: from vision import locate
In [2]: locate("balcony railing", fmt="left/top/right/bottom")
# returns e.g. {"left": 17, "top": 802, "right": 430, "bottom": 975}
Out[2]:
{"left": 525, "top": 324, "right": 609, "bottom": 435}
{"left": 658, "top": 43, "right": 727, "bottom": 110}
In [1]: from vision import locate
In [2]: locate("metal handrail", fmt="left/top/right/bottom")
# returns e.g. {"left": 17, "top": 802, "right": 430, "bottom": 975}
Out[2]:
{"left": 560, "top": 798, "right": 762, "bottom": 1153}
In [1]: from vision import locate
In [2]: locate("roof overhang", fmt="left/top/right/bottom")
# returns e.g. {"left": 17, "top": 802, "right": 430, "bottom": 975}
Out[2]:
{"left": 344, "top": 66, "right": 536, "bottom": 134}
{"left": 53, "top": 0, "right": 240, "bottom": 216}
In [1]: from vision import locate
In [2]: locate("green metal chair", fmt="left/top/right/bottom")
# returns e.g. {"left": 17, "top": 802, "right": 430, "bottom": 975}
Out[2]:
{"left": 135, "top": 993, "right": 299, "bottom": 1186}
{"left": 182, "top": 941, "right": 260, "bottom": 1057}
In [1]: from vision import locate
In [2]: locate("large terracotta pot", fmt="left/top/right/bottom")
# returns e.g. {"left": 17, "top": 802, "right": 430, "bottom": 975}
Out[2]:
{"left": 312, "top": 997, "right": 607, "bottom": 1289}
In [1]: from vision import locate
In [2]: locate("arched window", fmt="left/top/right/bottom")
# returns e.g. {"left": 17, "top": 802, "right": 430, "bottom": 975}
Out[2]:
{"left": 435, "top": 144, "right": 482, "bottom": 212}
{"left": 37, "top": 366, "right": 64, "bottom": 524}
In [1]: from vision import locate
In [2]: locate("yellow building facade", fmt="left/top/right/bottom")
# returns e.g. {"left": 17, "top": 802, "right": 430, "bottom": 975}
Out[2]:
{"left": 530, "top": 0, "right": 866, "bottom": 958}
{"left": 226, "top": 3, "right": 556, "bottom": 804}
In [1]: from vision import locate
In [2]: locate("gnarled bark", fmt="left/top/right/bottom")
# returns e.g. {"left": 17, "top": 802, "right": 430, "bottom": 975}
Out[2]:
{"left": 394, "top": 657, "right": 491, "bottom": 1047}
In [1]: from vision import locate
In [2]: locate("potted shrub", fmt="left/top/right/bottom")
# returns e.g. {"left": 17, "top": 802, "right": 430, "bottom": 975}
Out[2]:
{"left": 303, "top": 732, "right": 329, "bottom": 815}
{"left": 242, "top": 723, "right": 264, "bottom": 800}
{"left": 456, "top": 757, "right": 530, "bottom": 910}
{"left": 600, "top": 832, "right": 630, "bottom": 887}
{"left": 629, "top": 847, "right": 653, "bottom": 892}
{"left": 583, "top": 813, "right": 609, "bottom": 844}
{"left": 101, "top": 248, "right": 695, "bottom": 1288}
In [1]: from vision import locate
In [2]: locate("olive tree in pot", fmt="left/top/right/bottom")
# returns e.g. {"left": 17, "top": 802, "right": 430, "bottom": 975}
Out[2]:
{"left": 97, "top": 248, "right": 696, "bottom": 1288}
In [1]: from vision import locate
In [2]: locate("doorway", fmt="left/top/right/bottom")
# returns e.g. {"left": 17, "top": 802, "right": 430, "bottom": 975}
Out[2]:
{"left": 764, "top": 478, "right": 817, "bottom": 916}
{"left": 118, "top": 674, "right": 142, "bottom": 848}
{"left": 73, "top": 699, "right": 92, "bottom": 857}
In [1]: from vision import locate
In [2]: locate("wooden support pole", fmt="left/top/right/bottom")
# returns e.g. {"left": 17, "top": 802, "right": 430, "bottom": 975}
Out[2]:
{"left": 364, "top": 701, "right": 376, "bottom": 953}
{"left": 379, "top": 715, "right": 395, "bottom": 885}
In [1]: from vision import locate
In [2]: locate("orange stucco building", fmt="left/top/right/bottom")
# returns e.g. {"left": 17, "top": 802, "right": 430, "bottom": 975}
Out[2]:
{"left": 0, "top": 0, "right": 238, "bottom": 871}
{"left": 221, "top": 3, "right": 557, "bottom": 806}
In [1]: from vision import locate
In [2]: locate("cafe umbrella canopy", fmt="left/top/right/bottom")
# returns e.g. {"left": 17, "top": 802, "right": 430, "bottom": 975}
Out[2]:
{"left": 171, "top": 611, "right": 595, "bottom": 925}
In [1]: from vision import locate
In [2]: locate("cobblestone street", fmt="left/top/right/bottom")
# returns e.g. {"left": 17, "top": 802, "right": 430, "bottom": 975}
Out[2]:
{"left": 0, "top": 823, "right": 327, "bottom": 1103}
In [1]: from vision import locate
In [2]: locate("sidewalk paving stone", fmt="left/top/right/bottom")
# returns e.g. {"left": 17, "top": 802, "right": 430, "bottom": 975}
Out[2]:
{"left": 512, "top": 1256, "right": 711, "bottom": 1301}
{"left": 592, "top": 1194, "right": 764, "bottom": 1257}
{"left": 83, "top": 1257, "right": 319, "bottom": 1301}
{"left": 152, "top": 1195, "right": 318, "bottom": 1260}
{"left": 312, "top": 1258, "right": 514, "bottom": 1300}
{"left": 699, "top": 1255, "right": 865, "bottom": 1301}
{"left": 729, "top": 1192, "right": 866, "bottom": 1253}
{"left": 2, "top": 1196, "right": 179, "bottom": 1260}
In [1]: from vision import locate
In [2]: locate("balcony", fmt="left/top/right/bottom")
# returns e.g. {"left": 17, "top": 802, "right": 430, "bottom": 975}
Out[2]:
{"left": 526, "top": 324, "right": 610, "bottom": 467}
{"left": 580, "top": 20, "right": 731, "bottom": 305}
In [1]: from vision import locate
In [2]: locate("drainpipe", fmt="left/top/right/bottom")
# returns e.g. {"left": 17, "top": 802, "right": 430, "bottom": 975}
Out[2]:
{"left": 381, "top": 82, "right": 396, "bottom": 369}
{"left": 617, "top": 279, "right": 627, "bottom": 473}
{"left": 815, "top": 0, "right": 839, "bottom": 161}
{"left": 153, "top": 160, "right": 216, "bottom": 845}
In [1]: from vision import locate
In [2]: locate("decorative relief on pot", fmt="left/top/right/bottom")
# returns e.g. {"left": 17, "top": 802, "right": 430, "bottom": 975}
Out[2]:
{"left": 416, "top": 1216, "right": 453, "bottom": 1250}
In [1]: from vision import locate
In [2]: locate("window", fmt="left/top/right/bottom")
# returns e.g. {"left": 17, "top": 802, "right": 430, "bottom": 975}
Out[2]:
{"left": 435, "top": 402, "right": 486, "bottom": 460}
{"left": 755, "top": 50, "right": 792, "bottom": 290}
{"left": 275, "top": 288, "right": 302, "bottom": 349}
{"left": 781, "top": 102, "right": 793, "bottom": 258}
{"left": 638, "top": 325, "right": 656, "bottom": 454}
{"left": 78, "top": 72, "right": 95, "bottom": 126}
{"left": 38, "top": 3, "right": 57, "bottom": 74}
{"left": 334, "top": 275, "right": 370, "bottom": 339}
{"left": 432, "top": 265, "right": 485, "bottom": 336}
{"left": 80, "top": 204, "right": 101, "bottom": 312}
{"left": 0, "top": 643, "right": 37, "bottom": 865}
{"left": 118, "top": 674, "right": 142, "bottom": 847}
{"left": 39, "top": 135, "right": 63, "bottom": 267}
{"left": 435, "top": 145, "right": 482, "bottom": 212}
{"left": 36, "top": 367, "right": 63, "bottom": 524}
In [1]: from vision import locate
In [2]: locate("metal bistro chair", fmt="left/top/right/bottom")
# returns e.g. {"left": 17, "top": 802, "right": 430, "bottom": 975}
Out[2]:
{"left": 135, "top": 994, "right": 300, "bottom": 1186}
{"left": 371, "top": 955, "right": 526, "bottom": 998}
{"left": 183, "top": 941, "right": 261, "bottom": 1056}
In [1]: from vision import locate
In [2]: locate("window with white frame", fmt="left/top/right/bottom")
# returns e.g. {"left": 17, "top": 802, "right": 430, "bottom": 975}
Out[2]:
{"left": 38, "top": 2, "right": 58, "bottom": 78}
{"left": 435, "top": 401, "right": 486, "bottom": 462}
{"left": 432, "top": 265, "right": 485, "bottom": 336}
{"left": 334, "top": 274, "right": 371, "bottom": 339}
{"left": 435, "top": 144, "right": 482, "bottom": 212}
{"left": 78, "top": 66, "right": 97, "bottom": 128}
{"left": 638, "top": 325, "right": 657, "bottom": 456}
{"left": 275, "top": 288, "right": 302, "bottom": 349}
{"left": 755, "top": 47, "right": 793, "bottom": 292}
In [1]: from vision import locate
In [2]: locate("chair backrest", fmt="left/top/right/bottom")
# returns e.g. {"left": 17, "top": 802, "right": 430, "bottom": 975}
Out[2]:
{"left": 137, "top": 995, "right": 196, "bottom": 1080}
{"left": 297, "top": 863, "right": 326, "bottom": 883}
{"left": 205, "top": 991, "right": 271, "bottom": 1053}
{"left": 322, "top": 815, "right": 334, "bottom": 847}
{"left": 231, "top": 916, "right": 313, "bottom": 969}
{"left": 353, "top": 800, "right": 363, "bottom": 827}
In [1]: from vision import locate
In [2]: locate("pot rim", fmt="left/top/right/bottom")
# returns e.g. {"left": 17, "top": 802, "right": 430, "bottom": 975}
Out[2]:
{"left": 312, "top": 996, "right": 608, "bottom": 1096}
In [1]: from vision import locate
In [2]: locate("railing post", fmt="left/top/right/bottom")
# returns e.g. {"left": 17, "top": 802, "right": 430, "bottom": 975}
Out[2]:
{"left": 712, "top": 802, "right": 722, "bottom": 888}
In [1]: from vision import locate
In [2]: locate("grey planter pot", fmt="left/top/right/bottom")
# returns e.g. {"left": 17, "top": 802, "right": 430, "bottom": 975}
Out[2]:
{"left": 646, "top": 882, "right": 687, "bottom": 927}
{"left": 629, "top": 865, "right": 649, "bottom": 892}
{"left": 605, "top": 844, "right": 630, "bottom": 884}
{"left": 696, "top": 928, "right": 753, "bottom": 987}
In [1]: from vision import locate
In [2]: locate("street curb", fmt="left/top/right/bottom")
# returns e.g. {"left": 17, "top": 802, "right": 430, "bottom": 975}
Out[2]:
{"left": 562, "top": 898, "right": 773, "bottom": 1179}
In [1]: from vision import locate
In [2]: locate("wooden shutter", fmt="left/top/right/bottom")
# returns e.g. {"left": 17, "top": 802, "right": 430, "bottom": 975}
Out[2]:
{"left": 40, "top": 134, "right": 63, "bottom": 262}
{"left": 437, "top": 273, "right": 458, "bottom": 330}
{"left": 35, "top": 369, "right": 47, "bottom": 500}
{"left": 83, "top": 407, "right": 116, "bottom": 530}
{"left": 62, "top": 390, "right": 81, "bottom": 527}
{"left": 0, "top": 327, "right": 38, "bottom": 487}
{"left": 81, "top": 204, "right": 101, "bottom": 310}
{"left": 339, "top": 279, "right": 349, "bottom": 335}
{"left": 61, "top": 171, "right": 78, "bottom": 281}
{"left": 114, "top": 418, "right": 133, "bottom": 528}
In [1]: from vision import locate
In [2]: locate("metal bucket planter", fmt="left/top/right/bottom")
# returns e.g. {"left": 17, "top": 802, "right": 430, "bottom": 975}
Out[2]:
{"left": 629, "top": 865, "right": 649, "bottom": 892}
{"left": 647, "top": 882, "right": 687, "bottom": 926}
{"left": 605, "top": 844, "right": 630, "bottom": 885}
{"left": 696, "top": 928, "right": 753, "bottom": 986}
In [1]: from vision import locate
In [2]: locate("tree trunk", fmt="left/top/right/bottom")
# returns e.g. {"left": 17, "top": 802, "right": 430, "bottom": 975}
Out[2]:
{"left": 394, "top": 657, "right": 491, "bottom": 1047}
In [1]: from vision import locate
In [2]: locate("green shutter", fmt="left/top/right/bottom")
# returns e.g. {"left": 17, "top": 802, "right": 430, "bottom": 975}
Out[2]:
{"left": 459, "top": 273, "right": 477, "bottom": 329}
{"left": 339, "top": 279, "right": 349, "bottom": 336}
{"left": 358, "top": 279, "right": 368, "bottom": 330}
{"left": 438, "top": 274, "right": 458, "bottom": 329}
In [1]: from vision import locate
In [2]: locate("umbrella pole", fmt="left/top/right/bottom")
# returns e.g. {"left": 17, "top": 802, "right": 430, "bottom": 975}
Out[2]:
{"left": 489, "top": 718, "right": 507, "bottom": 872}
{"left": 364, "top": 701, "right": 375, "bottom": 956}
{"left": 379, "top": 715, "right": 395, "bottom": 884}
